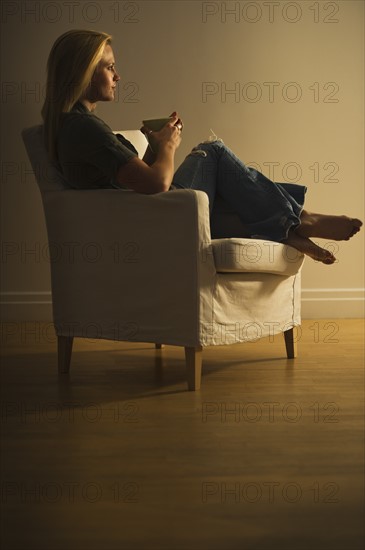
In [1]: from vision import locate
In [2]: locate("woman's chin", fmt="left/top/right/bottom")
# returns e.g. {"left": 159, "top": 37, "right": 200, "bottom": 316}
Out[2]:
{"left": 101, "top": 95, "right": 115, "bottom": 102}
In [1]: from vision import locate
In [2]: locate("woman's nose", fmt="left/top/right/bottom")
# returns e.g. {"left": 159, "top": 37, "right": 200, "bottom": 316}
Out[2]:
{"left": 114, "top": 72, "right": 120, "bottom": 82}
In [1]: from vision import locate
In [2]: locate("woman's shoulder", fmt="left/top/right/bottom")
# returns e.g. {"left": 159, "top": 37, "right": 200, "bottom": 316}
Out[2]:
{"left": 59, "top": 103, "right": 113, "bottom": 142}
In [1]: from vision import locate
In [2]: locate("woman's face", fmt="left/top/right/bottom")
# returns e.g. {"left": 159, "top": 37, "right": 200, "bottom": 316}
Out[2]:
{"left": 88, "top": 44, "right": 120, "bottom": 103}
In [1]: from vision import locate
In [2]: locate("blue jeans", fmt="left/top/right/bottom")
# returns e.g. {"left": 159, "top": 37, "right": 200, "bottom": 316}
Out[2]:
{"left": 172, "top": 141, "right": 306, "bottom": 242}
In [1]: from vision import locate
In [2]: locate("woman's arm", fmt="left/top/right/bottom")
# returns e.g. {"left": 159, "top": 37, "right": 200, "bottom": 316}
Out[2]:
{"left": 142, "top": 146, "right": 156, "bottom": 166}
{"left": 115, "top": 114, "right": 182, "bottom": 194}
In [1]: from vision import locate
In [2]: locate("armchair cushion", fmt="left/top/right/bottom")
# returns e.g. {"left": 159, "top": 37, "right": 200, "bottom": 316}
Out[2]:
{"left": 212, "top": 238, "right": 304, "bottom": 276}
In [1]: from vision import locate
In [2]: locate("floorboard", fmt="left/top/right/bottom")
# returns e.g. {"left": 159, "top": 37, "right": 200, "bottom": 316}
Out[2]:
{"left": 1, "top": 319, "right": 364, "bottom": 550}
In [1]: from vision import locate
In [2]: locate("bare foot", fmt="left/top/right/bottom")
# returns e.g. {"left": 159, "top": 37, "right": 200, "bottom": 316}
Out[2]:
{"left": 297, "top": 210, "right": 362, "bottom": 241}
{"left": 283, "top": 230, "right": 336, "bottom": 264}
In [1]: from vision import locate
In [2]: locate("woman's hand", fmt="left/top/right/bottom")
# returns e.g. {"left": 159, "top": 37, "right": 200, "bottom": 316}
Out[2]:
{"left": 141, "top": 111, "right": 183, "bottom": 153}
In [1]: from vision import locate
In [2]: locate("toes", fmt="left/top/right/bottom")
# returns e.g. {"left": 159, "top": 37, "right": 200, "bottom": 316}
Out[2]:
{"left": 313, "top": 250, "right": 336, "bottom": 264}
{"left": 322, "top": 254, "right": 336, "bottom": 265}
{"left": 346, "top": 225, "right": 361, "bottom": 240}
{"left": 321, "top": 251, "right": 336, "bottom": 264}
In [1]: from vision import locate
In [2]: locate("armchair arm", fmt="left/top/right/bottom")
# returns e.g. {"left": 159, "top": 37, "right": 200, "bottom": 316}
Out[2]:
{"left": 43, "top": 188, "right": 216, "bottom": 346}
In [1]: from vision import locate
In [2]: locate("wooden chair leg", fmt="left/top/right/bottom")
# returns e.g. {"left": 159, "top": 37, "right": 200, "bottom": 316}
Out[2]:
{"left": 284, "top": 327, "right": 297, "bottom": 359}
{"left": 184, "top": 346, "right": 203, "bottom": 391}
{"left": 58, "top": 336, "right": 73, "bottom": 373}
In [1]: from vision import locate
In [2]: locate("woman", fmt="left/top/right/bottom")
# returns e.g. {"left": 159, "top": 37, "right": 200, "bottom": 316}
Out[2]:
{"left": 42, "top": 29, "right": 362, "bottom": 264}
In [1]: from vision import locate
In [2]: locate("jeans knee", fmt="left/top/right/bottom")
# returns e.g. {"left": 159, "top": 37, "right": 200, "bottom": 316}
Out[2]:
{"left": 189, "top": 146, "right": 208, "bottom": 157}
{"left": 189, "top": 140, "right": 225, "bottom": 158}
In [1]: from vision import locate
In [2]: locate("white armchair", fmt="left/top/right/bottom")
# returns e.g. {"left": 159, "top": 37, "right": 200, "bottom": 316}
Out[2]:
{"left": 22, "top": 125, "right": 304, "bottom": 390}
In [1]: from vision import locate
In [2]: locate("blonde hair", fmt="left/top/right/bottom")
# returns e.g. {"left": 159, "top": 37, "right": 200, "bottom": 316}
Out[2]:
{"left": 42, "top": 29, "right": 112, "bottom": 160}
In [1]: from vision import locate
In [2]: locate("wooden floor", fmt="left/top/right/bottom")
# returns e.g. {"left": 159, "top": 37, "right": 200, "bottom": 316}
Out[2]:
{"left": 1, "top": 319, "right": 364, "bottom": 550}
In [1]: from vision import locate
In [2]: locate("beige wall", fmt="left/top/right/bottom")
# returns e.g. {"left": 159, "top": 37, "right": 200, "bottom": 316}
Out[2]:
{"left": 1, "top": 0, "right": 364, "bottom": 320}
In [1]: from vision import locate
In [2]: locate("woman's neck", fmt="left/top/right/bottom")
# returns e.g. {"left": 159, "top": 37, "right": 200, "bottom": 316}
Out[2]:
{"left": 79, "top": 99, "right": 97, "bottom": 112}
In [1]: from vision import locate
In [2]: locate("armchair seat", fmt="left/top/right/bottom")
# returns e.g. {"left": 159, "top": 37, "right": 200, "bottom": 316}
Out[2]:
{"left": 22, "top": 124, "right": 304, "bottom": 391}
{"left": 212, "top": 238, "right": 303, "bottom": 276}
